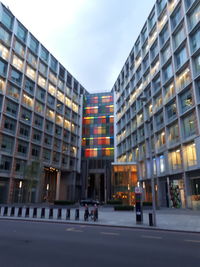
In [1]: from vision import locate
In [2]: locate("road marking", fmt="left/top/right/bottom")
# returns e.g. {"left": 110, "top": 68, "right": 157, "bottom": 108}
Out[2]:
{"left": 184, "top": 239, "right": 200, "bottom": 243}
{"left": 141, "top": 235, "right": 162, "bottom": 240}
{"left": 65, "top": 227, "right": 83, "bottom": 233}
{"left": 100, "top": 232, "right": 120, "bottom": 236}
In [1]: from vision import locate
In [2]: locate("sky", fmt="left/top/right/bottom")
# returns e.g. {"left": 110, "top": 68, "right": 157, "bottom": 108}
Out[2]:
{"left": 3, "top": 0, "right": 156, "bottom": 93}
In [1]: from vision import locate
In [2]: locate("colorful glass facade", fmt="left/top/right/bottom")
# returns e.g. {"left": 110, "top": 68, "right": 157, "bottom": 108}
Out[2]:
{"left": 82, "top": 93, "right": 114, "bottom": 159}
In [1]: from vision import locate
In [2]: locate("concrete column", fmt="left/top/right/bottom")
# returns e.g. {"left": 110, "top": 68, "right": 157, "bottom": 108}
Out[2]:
{"left": 56, "top": 171, "right": 61, "bottom": 200}
{"left": 183, "top": 172, "right": 192, "bottom": 209}
{"left": 167, "top": 177, "right": 171, "bottom": 208}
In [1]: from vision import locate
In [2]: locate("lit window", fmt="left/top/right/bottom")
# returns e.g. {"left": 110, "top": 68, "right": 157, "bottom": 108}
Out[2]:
{"left": 12, "top": 54, "right": 23, "bottom": 71}
{"left": 26, "top": 65, "right": 36, "bottom": 80}
{"left": 38, "top": 75, "right": 46, "bottom": 88}
{"left": 183, "top": 143, "right": 197, "bottom": 167}
{"left": 0, "top": 43, "right": 9, "bottom": 60}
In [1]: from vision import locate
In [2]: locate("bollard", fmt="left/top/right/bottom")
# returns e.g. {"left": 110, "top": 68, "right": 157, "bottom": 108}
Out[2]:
{"left": 149, "top": 213, "right": 153, "bottom": 226}
{"left": 3, "top": 207, "right": 8, "bottom": 216}
{"left": 67, "top": 208, "right": 70, "bottom": 220}
{"left": 18, "top": 207, "right": 22, "bottom": 217}
{"left": 25, "top": 207, "right": 30, "bottom": 217}
{"left": 75, "top": 208, "right": 79, "bottom": 220}
{"left": 58, "top": 208, "right": 62, "bottom": 219}
{"left": 49, "top": 208, "right": 53, "bottom": 219}
{"left": 41, "top": 208, "right": 45, "bottom": 218}
{"left": 33, "top": 207, "right": 37, "bottom": 218}
{"left": 11, "top": 207, "right": 15, "bottom": 216}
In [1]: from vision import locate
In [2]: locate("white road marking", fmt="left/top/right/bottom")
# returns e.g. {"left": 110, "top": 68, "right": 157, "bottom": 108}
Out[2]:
{"left": 65, "top": 227, "right": 83, "bottom": 233}
{"left": 141, "top": 235, "right": 162, "bottom": 240}
{"left": 184, "top": 239, "right": 200, "bottom": 243}
{"left": 100, "top": 232, "right": 120, "bottom": 236}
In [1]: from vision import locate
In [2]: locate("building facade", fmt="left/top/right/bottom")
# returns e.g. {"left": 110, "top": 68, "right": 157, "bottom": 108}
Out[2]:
{"left": 0, "top": 3, "right": 88, "bottom": 203}
{"left": 113, "top": 0, "right": 200, "bottom": 209}
{"left": 81, "top": 93, "right": 114, "bottom": 202}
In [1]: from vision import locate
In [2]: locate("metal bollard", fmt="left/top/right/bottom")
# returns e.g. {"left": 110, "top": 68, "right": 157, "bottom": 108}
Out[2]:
{"left": 49, "top": 208, "right": 53, "bottom": 219}
{"left": 67, "top": 209, "right": 70, "bottom": 220}
{"left": 3, "top": 207, "right": 8, "bottom": 216}
{"left": 11, "top": 207, "right": 15, "bottom": 216}
{"left": 149, "top": 213, "right": 153, "bottom": 226}
{"left": 25, "top": 207, "right": 30, "bottom": 217}
{"left": 75, "top": 208, "right": 79, "bottom": 220}
{"left": 18, "top": 207, "right": 22, "bottom": 217}
{"left": 41, "top": 208, "right": 45, "bottom": 218}
{"left": 33, "top": 207, "right": 37, "bottom": 218}
{"left": 58, "top": 208, "right": 62, "bottom": 219}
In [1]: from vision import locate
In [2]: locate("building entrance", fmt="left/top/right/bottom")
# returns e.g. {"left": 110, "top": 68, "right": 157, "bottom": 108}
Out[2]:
{"left": 88, "top": 173, "right": 105, "bottom": 202}
{"left": 43, "top": 167, "right": 58, "bottom": 203}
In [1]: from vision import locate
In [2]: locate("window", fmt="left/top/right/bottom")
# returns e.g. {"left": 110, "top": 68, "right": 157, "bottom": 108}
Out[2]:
{"left": 182, "top": 112, "right": 196, "bottom": 138}
{"left": 17, "top": 141, "right": 28, "bottom": 156}
{"left": 157, "top": 0, "right": 167, "bottom": 14}
{"left": 0, "top": 26, "right": 11, "bottom": 45}
{"left": 168, "top": 148, "right": 182, "bottom": 170}
{"left": 0, "top": 156, "right": 12, "bottom": 172}
{"left": 15, "top": 159, "right": 26, "bottom": 173}
{"left": 0, "top": 43, "right": 9, "bottom": 60}
{"left": 166, "top": 101, "right": 177, "bottom": 120}
{"left": 5, "top": 99, "right": 18, "bottom": 117}
{"left": 176, "top": 67, "right": 191, "bottom": 91}
{"left": 44, "top": 135, "right": 52, "bottom": 146}
{"left": 19, "top": 123, "right": 30, "bottom": 138}
{"left": 152, "top": 75, "right": 161, "bottom": 92}
{"left": 47, "top": 94, "right": 55, "bottom": 107}
{"left": 164, "top": 82, "right": 175, "bottom": 102}
{"left": 46, "top": 108, "right": 55, "bottom": 120}
{"left": 27, "top": 51, "right": 37, "bottom": 68}
{"left": 155, "top": 112, "right": 164, "bottom": 128}
{"left": 26, "top": 65, "right": 36, "bottom": 80}
{"left": 34, "top": 115, "right": 43, "bottom": 129}
{"left": 10, "top": 68, "right": 22, "bottom": 86}
{"left": 12, "top": 54, "right": 23, "bottom": 71}
{"left": 180, "top": 89, "right": 193, "bottom": 113}
{"left": 49, "top": 71, "right": 57, "bottom": 84}
{"left": 2, "top": 8, "right": 13, "bottom": 30}
{"left": 39, "top": 61, "right": 47, "bottom": 76}
{"left": 0, "top": 77, "right": 5, "bottom": 93}
{"left": 159, "top": 155, "right": 165, "bottom": 173}
{"left": 55, "top": 126, "right": 62, "bottom": 136}
{"left": 161, "top": 44, "right": 171, "bottom": 65}
{"left": 0, "top": 59, "right": 7, "bottom": 76}
{"left": 1, "top": 134, "right": 14, "bottom": 153}
{"left": 163, "top": 63, "right": 173, "bottom": 82}
{"left": 193, "top": 54, "right": 200, "bottom": 76}
{"left": 171, "top": 6, "right": 182, "bottom": 30}
{"left": 143, "top": 54, "right": 149, "bottom": 71}
{"left": 20, "top": 108, "right": 32, "bottom": 123}
{"left": 4, "top": 117, "right": 16, "bottom": 133}
{"left": 29, "top": 35, "right": 38, "bottom": 54}
{"left": 59, "top": 66, "right": 65, "bottom": 80}
{"left": 175, "top": 46, "right": 188, "bottom": 69}
{"left": 40, "top": 46, "right": 49, "bottom": 62}
{"left": 168, "top": 123, "right": 179, "bottom": 144}
{"left": 31, "top": 145, "right": 40, "bottom": 158}
{"left": 156, "top": 131, "right": 166, "bottom": 148}
{"left": 183, "top": 143, "right": 197, "bottom": 167}
{"left": 36, "top": 87, "right": 45, "bottom": 101}
{"left": 173, "top": 26, "right": 185, "bottom": 49}
{"left": 190, "top": 28, "right": 200, "bottom": 53}
{"left": 188, "top": 2, "right": 200, "bottom": 30}
{"left": 22, "top": 93, "right": 33, "bottom": 108}
{"left": 160, "top": 24, "right": 169, "bottom": 47}
{"left": 150, "top": 41, "right": 158, "bottom": 60}
{"left": 43, "top": 149, "right": 51, "bottom": 161}
{"left": 154, "top": 94, "right": 162, "bottom": 111}
{"left": 45, "top": 120, "right": 53, "bottom": 134}
{"left": 38, "top": 75, "right": 46, "bottom": 88}
{"left": 185, "top": 0, "right": 195, "bottom": 9}
{"left": 35, "top": 101, "right": 44, "bottom": 114}
{"left": 16, "top": 22, "right": 27, "bottom": 42}
{"left": 56, "top": 101, "right": 63, "bottom": 113}
{"left": 13, "top": 40, "right": 25, "bottom": 57}
{"left": 50, "top": 56, "right": 57, "bottom": 73}
{"left": 149, "top": 10, "right": 156, "bottom": 30}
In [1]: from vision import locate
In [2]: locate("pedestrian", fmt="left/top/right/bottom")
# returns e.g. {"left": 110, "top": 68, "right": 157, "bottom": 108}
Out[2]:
{"left": 84, "top": 204, "right": 89, "bottom": 221}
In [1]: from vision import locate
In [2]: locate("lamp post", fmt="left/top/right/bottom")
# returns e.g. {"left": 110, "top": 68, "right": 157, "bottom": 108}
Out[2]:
{"left": 18, "top": 181, "right": 23, "bottom": 203}
{"left": 139, "top": 95, "right": 157, "bottom": 226}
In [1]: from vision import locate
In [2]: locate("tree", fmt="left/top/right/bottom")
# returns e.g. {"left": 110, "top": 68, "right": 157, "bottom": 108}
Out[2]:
{"left": 23, "top": 160, "right": 43, "bottom": 203}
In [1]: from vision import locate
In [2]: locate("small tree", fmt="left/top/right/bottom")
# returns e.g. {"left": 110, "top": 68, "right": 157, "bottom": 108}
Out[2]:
{"left": 23, "top": 160, "right": 43, "bottom": 203}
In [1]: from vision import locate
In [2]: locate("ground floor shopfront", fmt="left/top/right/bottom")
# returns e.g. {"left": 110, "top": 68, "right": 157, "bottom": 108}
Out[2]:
{"left": 142, "top": 171, "right": 200, "bottom": 210}
{"left": 0, "top": 167, "right": 79, "bottom": 204}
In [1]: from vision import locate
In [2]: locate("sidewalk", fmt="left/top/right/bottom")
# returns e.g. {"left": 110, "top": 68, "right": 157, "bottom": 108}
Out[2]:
{"left": 1, "top": 206, "right": 200, "bottom": 233}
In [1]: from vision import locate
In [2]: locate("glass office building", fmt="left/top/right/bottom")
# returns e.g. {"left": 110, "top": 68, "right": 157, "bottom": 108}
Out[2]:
{"left": 0, "top": 3, "right": 87, "bottom": 203}
{"left": 113, "top": 0, "right": 200, "bottom": 209}
{"left": 81, "top": 93, "right": 114, "bottom": 202}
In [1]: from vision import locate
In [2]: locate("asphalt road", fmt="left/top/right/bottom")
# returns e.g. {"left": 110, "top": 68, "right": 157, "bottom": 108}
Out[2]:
{"left": 0, "top": 220, "right": 200, "bottom": 267}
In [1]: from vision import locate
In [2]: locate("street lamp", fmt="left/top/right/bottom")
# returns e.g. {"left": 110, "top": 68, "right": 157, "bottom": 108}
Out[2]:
{"left": 18, "top": 181, "right": 23, "bottom": 203}
{"left": 139, "top": 95, "right": 157, "bottom": 226}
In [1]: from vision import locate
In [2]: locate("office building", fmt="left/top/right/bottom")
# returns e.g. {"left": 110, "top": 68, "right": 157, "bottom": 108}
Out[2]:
{"left": 0, "top": 3, "right": 88, "bottom": 203}
{"left": 112, "top": 0, "right": 200, "bottom": 209}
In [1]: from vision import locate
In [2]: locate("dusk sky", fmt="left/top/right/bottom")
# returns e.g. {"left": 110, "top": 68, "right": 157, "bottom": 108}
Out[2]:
{"left": 3, "top": 0, "right": 155, "bottom": 93}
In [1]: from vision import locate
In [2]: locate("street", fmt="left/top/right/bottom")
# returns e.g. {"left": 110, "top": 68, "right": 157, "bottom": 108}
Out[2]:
{"left": 0, "top": 220, "right": 200, "bottom": 267}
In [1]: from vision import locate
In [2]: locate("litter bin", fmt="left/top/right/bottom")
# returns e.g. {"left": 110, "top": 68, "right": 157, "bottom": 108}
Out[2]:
{"left": 149, "top": 213, "right": 153, "bottom": 226}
